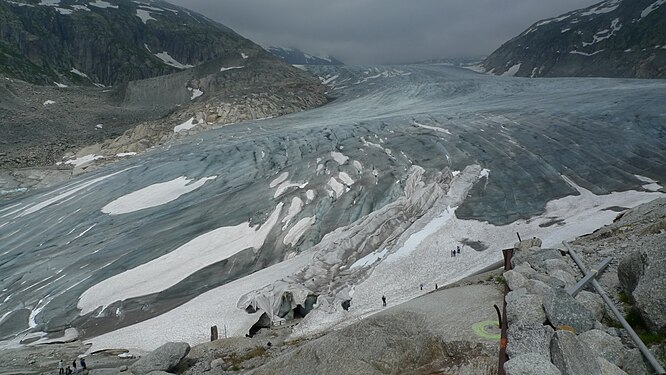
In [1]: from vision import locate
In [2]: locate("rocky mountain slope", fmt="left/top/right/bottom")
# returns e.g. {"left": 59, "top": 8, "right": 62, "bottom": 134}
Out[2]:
{"left": 0, "top": 0, "right": 327, "bottom": 180}
{"left": 482, "top": 0, "right": 666, "bottom": 78}
{"left": 0, "top": 0, "right": 260, "bottom": 86}
{"left": 267, "top": 46, "right": 344, "bottom": 65}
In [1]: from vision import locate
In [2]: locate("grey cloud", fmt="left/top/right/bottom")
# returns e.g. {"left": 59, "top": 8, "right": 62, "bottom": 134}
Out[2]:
{"left": 167, "top": 0, "right": 599, "bottom": 64}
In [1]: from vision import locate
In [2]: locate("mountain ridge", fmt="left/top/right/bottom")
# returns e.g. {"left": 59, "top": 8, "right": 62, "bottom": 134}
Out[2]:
{"left": 482, "top": 0, "right": 666, "bottom": 78}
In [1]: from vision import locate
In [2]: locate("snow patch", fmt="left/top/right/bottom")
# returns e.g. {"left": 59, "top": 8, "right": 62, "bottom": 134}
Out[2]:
{"left": 154, "top": 51, "right": 193, "bottom": 69}
{"left": 270, "top": 172, "right": 289, "bottom": 188}
{"left": 220, "top": 66, "right": 244, "bottom": 72}
{"left": 64, "top": 154, "right": 104, "bottom": 167}
{"left": 89, "top": 0, "right": 117, "bottom": 9}
{"left": 284, "top": 216, "right": 315, "bottom": 246}
{"left": 70, "top": 68, "right": 88, "bottom": 78}
{"left": 241, "top": 52, "right": 249, "bottom": 59}
{"left": 174, "top": 117, "right": 203, "bottom": 133}
{"left": 338, "top": 172, "right": 354, "bottom": 186}
{"left": 189, "top": 88, "right": 203, "bottom": 100}
{"left": 328, "top": 177, "right": 344, "bottom": 198}
{"left": 502, "top": 63, "right": 521, "bottom": 77}
{"left": 282, "top": 197, "right": 304, "bottom": 229}
{"left": 413, "top": 121, "right": 451, "bottom": 135}
{"left": 331, "top": 151, "right": 349, "bottom": 165}
{"left": 570, "top": 50, "right": 605, "bottom": 56}
{"left": 101, "top": 176, "right": 217, "bottom": 215}
{"left": 350, "top": 248, "right": 389, "bottom": 269}
{"left": 136, "top": 9, "right": 156, "bottom": 23}
{"left": 79, "top": 203, "right": 283, "bottom": 314}
{"left": 640, "top": 0, "right": 666, "bottom": 19}
{"left": 43, "top": 100, "right": 56, "bottom": 105}
{"left": 116, "top": 152, "right": 137, "bottom": 157}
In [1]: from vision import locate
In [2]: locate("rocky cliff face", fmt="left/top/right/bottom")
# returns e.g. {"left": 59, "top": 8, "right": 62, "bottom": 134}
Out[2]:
{"left": 482, "top": 0, "right": 666, "bottom": 78}
{"left": 0, "top": 0, "right": 267, "bottom": 85}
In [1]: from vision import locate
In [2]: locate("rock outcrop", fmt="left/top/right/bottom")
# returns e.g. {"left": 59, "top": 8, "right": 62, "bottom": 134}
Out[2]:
{"left": 617, "top": 241, "right": 666, "bottom": 334}
{"left": 129, "top": 342, "right": 190, "bottom": 374}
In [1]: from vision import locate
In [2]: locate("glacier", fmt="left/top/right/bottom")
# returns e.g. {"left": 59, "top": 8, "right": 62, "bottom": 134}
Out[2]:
{"left": 0, "top": 64, "right": 664, "bottom": 353}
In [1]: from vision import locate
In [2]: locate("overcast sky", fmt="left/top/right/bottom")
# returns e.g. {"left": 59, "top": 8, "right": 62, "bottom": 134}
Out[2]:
{"left": 167, "top": 0, "right": 600, "bottom": 64}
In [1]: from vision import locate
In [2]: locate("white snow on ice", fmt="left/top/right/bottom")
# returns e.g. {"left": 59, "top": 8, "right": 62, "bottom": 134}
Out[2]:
{"left": 305, "top": 189, "right": 316, "bottom": 202}
{"left": 328, "top": 177, "right": 344, "bottom": 198}
{"left": 281, "top": 196, "right": 303, "bottom": 229}
{"left": 79, "top": 202, "right": 284, "bottom": 315}
{"left": 413, "top": 121, "right": 452, "bottom": 135}
{"left": 85, "top": 249, "right": 314, "bottom": 353}
{"left": 269, "top": 172, "right": 289, "bottom": 188}
{"left": 635, "top": 175, "right": 663, "bottom": 192}
{"left": 330, "top": 151, "right": 349, "bottom": 165}
{"left": 43, "top": 100, "right": 56, "bottom": 105}
{"left": 338, "top": 172, "right": 354, "bottom": 186}
{"left": 241, "top": 52, "right": 249, "bottom": 59}
{"left": 283, "top": 216, "right": 315, "bottom": 246}
{"left": 274, "top": 180, "right": 308, "bottom": 198}
{"left": 101, "top": 176, "right": 217, "bottom": 215}
{"left": 116, "top": 152, "right": 137, "bottom": 157}
{"left": 350, "top": 248, "right": 389, "bottom": 269}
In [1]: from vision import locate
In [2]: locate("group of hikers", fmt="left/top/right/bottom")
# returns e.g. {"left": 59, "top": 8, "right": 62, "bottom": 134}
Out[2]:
{"left": 58, "top": 358, "right": 86, "bottom": 374}
{"left": 451, "top": 245, "right": 461, "bottom": 257}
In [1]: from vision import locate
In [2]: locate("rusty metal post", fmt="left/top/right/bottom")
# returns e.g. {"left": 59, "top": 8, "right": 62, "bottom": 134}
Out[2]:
{"left": 498, "top": 248, "right": 514, "bottom": 375}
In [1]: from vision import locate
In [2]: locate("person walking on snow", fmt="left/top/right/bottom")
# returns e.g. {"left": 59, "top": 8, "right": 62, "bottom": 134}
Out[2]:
{"left": 58, "top": 360, "right": 64, "bottom": 374}
{"left": 457, "top": 245, "right": 461, "bottom": 254}
{"left": 420, "top": 283, "right": 424, "bottom": 290}
{"left": 382, "top": 295, "right": 387, "bottom": 307}
{"left": 79, "top": 357, "right": 87, "bottom": 370}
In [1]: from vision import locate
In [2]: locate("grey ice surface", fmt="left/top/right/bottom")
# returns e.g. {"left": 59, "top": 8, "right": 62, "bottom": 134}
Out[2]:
{"left": 0, "top": 65, "right": 665, "bottom": 342}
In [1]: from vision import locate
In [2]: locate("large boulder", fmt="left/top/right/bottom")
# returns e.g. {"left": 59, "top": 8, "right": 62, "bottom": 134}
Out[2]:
{"left": 504, "top": 270, "right": 528, "bottom": 290}
{"left": 514, "top": 237, "right": 543, "bottom": 251}
{"left": 512, "top": 248, "right": 564, "bottom": 273}
{"left": 550, "top": 330, "right": 602, "bottom": 375}
{"left": 129, "top": 342, "right": 190, "bottom": 374}
{"left": 618, "top": 247, "right": 666, "bottom": 333}
{"left": 543, "top": 288, "right": 595, "bottom": 333}
{"left": 504, "top": 353, "right": 561, "bottom": 375}
{"left": 575, "top": 291, "right": 605, "bottom": 322}
{"left": 506, "top": 289, "right": 546, "bottom": 325}
{"left": 597, "top": 357, "right": 628, "bottom": 375}
{"left": 621, "top": 348, "right": 650, "bottom": 375}
{"left": 578, "top": 329, "right": 625, "bottom": 368}
{"left": 507, "top": 322, "right": 554, "bottom": 360}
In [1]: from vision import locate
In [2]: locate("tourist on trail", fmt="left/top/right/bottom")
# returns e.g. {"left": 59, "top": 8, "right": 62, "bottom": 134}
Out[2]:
{"left": 420, "top": 283, "right": 424, "bottom": 290}
{"left": 65, "top": 366, "right": 72, "bottom": 375}
{"left": 457, "top": 245, "right": 461, "bottom": 254}
{"left": 79, "top": 357, "right": 87, "bottom": 370}
{"left": 435, "top": 283, "right": 438, "bottom": 289}
{"left": 72, "top": 360, "right": 77, "bottom": 371}
{"left": 59, "top": 360, "right": 64, "bottom": 374}
{"left": 382, "top": 295, "right": 387, "bottom": 307}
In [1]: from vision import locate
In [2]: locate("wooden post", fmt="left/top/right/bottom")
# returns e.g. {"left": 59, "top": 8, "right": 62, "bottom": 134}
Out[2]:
{"left": 210, "top": 325, "right": 218, "bottom": 341}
